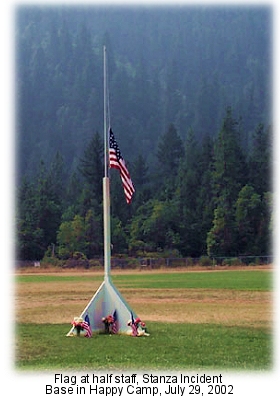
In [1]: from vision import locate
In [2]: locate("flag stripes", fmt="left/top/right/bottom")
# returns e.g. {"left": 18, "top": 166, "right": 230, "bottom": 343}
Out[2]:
{"left": 82, "top": 315, "right": 92, "bottom": 337}
{"left": 130, "top": 311, "right": 138, "bottom": 336}
{"left": 111, "top": 310, "right": 118, "bottom": 334}
{"left": 109, "top": 128, "right": 135, "bottom": 204}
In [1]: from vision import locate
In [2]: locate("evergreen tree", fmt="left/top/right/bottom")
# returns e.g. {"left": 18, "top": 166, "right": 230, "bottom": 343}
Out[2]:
{"left": 34, "top": 161, "right": 62, "bottom": 252}
{"left": 156, "top": 123, "right": 184, "bottom": 199}
{"left": 131, "top": 154, "right": 150, "bottom": 208}
{"left": 84, "top": 209, "right": 103, "bottom": 257}
{"left": 64, "top": 171, "right": 83, "bottom": 215}
{"left": 175, "top": 129, "right": 202, "bottom": 256}
{"left": 235, "top": 185, "right": 263, "bottom": 255}
{"left": 78, "top": 131, "right": 103, "bottom": 215}
{"left": 207, "top": 108, "right": 247, "bottom": 257}
{"left": 196, "top": 134, "right": 215, "bottom": 254}
{"left": 16, "top": 178, "right": 44, "bottom": 260}
{"left": 248, "top": 123, "right": 272, "bottom": 195}
{"left": 47, "top": 151, "right": 66, "bottom": 208}
{"left": 17, "top": 161, "right": 63, "bottom": 260}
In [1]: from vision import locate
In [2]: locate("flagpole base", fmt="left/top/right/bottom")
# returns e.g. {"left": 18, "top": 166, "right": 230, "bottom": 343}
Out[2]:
{"left": 66, "top": 279, "right": 138, "bottom": 336}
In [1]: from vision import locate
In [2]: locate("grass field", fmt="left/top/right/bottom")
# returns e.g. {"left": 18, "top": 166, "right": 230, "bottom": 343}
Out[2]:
{"left": 14, "top": 267, "right": 273, "bottom": 371}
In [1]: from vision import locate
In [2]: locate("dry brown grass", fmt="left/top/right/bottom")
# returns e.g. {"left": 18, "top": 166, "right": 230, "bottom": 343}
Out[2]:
{"left": 16, "top": 264, "right": 272, "bottom": 275}
{"left": 15, "top": 267, "right": 272, "bottom": 329}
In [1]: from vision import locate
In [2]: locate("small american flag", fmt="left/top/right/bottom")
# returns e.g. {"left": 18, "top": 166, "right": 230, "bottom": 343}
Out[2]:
{"left": 111, "top": 309, "right": 118, "bottom": 334}
{"left": 130, "top": 311, "right": 138, "bottom": 336}
{"left": 82, "top": 315, "right": 92, "bottom": 338}
{"left": 109, "top": 128, "right": 135, "bottom": 204}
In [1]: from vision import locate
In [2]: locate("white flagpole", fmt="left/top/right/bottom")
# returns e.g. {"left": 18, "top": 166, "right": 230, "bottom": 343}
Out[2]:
{"left": 67, "top": 46, "right": 141, "bottom": 336}
{"left": 103, "top": 45, "right": 111, "bottom": 281}
{"left": 103, "top": 45, "right": 108, "bottom": 179}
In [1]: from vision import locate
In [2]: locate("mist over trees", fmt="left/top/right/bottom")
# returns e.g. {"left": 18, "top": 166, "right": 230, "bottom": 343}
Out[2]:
{"left": 15, "top": 6, "right": 272, "bottom": 262}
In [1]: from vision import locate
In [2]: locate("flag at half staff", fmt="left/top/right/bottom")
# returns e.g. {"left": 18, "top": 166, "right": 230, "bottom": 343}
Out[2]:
{"left": 109, "top": 128, "right": 135, "bottom": 203}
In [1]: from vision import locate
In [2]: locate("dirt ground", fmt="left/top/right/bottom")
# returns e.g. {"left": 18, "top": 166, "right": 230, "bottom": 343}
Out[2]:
{"left": 14, "top": 266, "right": 273, "bottom": 329}
{"left": 15, "top": 264, "right": 272, "bottom": 275}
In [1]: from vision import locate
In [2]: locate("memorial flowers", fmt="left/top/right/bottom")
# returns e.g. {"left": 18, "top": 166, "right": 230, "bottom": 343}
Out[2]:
{"left": 102, "top": 311, "right": 118, "bottom": 334}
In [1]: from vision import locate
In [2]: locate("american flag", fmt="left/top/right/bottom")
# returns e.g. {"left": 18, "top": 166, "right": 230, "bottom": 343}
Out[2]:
{"left": 109, "top": 128, "right": 135, "bottom": 204}
{"left": 111, "top": 309, "right": 118, "bottom": 334}
{"left": 82, "top": 315, "right": 92, "bottom": 338}
{"left": 130, "top": 311, "right": 138, "bottom": 337}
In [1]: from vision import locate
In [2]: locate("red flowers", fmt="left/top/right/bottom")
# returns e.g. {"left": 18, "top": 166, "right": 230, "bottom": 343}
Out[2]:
{"left": 102, "top": 315, "right": 114, "bottom": 324}
{"left": 102, "top": 314, "right": 118, "bottom": 334}
{"left": 127, "top": 316, "right": 149, "bottom": 336}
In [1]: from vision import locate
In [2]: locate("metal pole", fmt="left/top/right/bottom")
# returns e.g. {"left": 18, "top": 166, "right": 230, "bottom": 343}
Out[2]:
{"left": 103, "top": 46, "right": 108, "bottom": 178}
{"left": 103, "top": 46, "right": 111, "bottom": 280}
{"left": 103, "top": 177, "right": 111, "bottom": 280}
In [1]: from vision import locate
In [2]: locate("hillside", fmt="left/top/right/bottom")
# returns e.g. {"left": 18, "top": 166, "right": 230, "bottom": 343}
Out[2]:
{"left": 16, "top": 5, "right": 272, "bottom": 178}
{"left": 15, "top": 5, "right": 272, "bottom": 261}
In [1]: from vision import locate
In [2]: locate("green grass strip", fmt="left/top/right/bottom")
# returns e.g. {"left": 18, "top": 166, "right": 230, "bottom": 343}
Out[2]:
{"left": 15, "top": 270, "right": 272, "bottom": 291}
{"left": 15, "top": 275, "right": 103, "bottom": 284}
{"left": 113, "top": 270, "right": 272, "bottom": 291}
{"left": 15, "top": 322, "right": 272, "bottom": 371}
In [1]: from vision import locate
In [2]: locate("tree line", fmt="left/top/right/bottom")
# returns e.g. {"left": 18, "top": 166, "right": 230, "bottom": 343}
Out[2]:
{"left": 15, "top": 7, "right": 272, "bottom": 262}
{"left": 16, "top": 107, "right": 272, "bottom": 261}
{"left": 16, "top": 6, "right": 271, "bottom": 180}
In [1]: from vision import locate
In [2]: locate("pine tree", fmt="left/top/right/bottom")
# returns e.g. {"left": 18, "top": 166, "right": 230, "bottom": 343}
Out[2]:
{"left": 130, "top": 154, "right": 150, "bottom": 208}
{"left": 235, "top": 185, "right": 263, "bottom": 255}
{"left": 16, "top": 178, "right": 43, "bottom": 260}
{"left": 248, "top": 123, "right": 272, "bottom": 195}
{"left": 78, "top": 131, "right": 103, "bottom": 215}
{"left": 35, "top": 161, "right": 62, "bottom": 253}
{"left": 156, "top": 123, "right": 184, "bottom": 200}
{"left": 207, "top": 108, "right": 247, "bottom": 257}
{"left": 196, "top": 134, "right": 215, "bottom": 254}
{"left": 176, "top": 129, "right": 201, "bottom": 256}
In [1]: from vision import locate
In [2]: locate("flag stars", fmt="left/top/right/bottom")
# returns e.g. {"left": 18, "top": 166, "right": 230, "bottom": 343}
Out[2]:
{"left": 110, "top": 130, "right": 122, "bottom": 161}
{"left": 109, "top": 128, "right": 135, "bottom": 204}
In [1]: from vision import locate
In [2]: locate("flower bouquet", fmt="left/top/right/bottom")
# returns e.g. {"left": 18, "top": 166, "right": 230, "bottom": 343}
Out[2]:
{"left": 136, "top": 318, "right": 149, "bottom": 336}
{"left": 70, "top": 316, "right": 92, "bottom": 337}
{"left": 102, "top": 312, "right": 118, "bottom": 334}
{"left": 127, "top": 315, "right": 149, "bottom": 336}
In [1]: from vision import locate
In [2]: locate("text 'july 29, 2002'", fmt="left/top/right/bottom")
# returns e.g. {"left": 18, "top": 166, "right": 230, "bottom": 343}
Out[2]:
{"left": 45, "top": 373, "right": 234, "bottom": 397}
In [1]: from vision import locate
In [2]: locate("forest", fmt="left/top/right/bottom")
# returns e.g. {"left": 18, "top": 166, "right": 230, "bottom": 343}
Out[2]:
{"left": 15, "top": 5, "right": 273, "bottom": 262}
